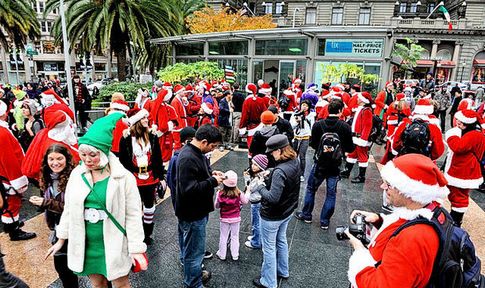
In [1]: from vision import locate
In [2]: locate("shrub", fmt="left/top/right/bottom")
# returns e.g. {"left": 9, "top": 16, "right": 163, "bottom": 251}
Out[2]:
{"left": 94, "top": 82, "right": 153, "bottom": 106}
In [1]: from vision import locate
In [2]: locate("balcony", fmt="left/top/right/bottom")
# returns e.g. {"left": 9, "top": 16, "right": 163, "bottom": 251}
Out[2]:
{"left": 387, "top": 18, "right": 470, "bottom": 30}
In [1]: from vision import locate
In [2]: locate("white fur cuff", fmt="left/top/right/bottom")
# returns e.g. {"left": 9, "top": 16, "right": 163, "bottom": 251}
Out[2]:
{"left": 348, "top": 248, "right": 376, "bottom": 288}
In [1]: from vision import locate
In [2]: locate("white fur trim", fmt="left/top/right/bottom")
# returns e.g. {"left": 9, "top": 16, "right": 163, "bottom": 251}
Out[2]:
{"left": 0, "top": 101, "right": 7, "bottom": 116}
{"left": 238, "top": 127, "right": 247, "bottom": 136}
{"left": 201, "top": 102, "right": 213, "bottom": 114}
{"left": 413, "top": 104, "right": 433, "bottom": 115}
{"left": 352, "top": 136, "right": 370, "bottom": 147}
{"left": 387, "top": 119, "right": 398, "bottom": 125}
{"left": 348, "top": 248, "right": 377, "bottom": 288}
{"left": 358, "top": 162, "right": 369, "bottom": 168}
{"left": 346, "top": 157, "right": 358, "bottom": 164}
{"left": 9, "top": 175, "right": 29, "bottom": 190}
{"left": 454, "top": 111, "right": 476, "bottom": 124}
{"left": 283, "top": 90, "right": 295, "bottom": 96}
{"left": 110, "top": 102, "right": 130, "bottom": 112}
{"left": 259, "top": 87, "right": 272, "bottom": 94}
{"left": 451, "top": 206, "right": 468, "bottom": 213}
{"left": 357, "top": 93, "right": 369, "bottom": 104}
{"left": 445, "top": 127, "right": 461, "bottom": 141}
{"left": 129, "top": 109, "right": 149, "bottom": 125}
{"left": 247, "top": 123, "right": 263, "bottom": 136}
{"left": 2, "top": 215, "right": 19, "bottom": 223}
{"left": 381, "top": 161, "right": 449, "bottom": 205}
{"left": 174, "top": 87, "right": 186, "bottom": 95}
{"left": 444, "top": 173, "right": 483, "bottom": 189}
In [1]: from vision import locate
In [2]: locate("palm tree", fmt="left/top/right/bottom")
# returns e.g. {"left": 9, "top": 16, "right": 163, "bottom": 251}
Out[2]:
{"left": 45, "top": 0, "right": 179, "bottom": 81}
{"left": 0, "top": 0, "right": 40, "bottom": 52}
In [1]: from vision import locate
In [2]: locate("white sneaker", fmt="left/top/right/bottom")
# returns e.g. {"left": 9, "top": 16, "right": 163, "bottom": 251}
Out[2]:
{"left": 247, "top": 235, "right": 254, "bottom": 241}
{"left": 300, "top": 176, "right": 305, "bottom": 182}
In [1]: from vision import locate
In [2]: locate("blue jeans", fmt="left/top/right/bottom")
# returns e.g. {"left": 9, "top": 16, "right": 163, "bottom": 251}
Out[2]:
{"left": 178, "top": 216, "right": 208, "bottom": 288}
{"left": 301, "top": 164, "right": 339, "bottom": 226}
{"left": 250, "top": 203, "right": 262, "bottom": 248}
{"left": 260, "top": 215, "right": 291, "bottom": 288}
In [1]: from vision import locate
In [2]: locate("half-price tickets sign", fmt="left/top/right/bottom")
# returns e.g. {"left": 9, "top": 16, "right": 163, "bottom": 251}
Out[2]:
{"left": 325, "top": 39, "right": 384, "bottom": 58}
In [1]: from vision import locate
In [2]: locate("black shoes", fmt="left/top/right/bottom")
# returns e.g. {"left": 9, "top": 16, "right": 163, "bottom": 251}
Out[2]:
{"left": 253, "top": 278, "right": 268, "bottom": 288}
{"left": 10, "top": 229, "right": 37, "bottom": 241}
{"left": 351, "top": 176, "right": 366, "bottom": 183}
{"left": 204, "top": 251, "right": 213, "bottom": 259}
{"left": 340, "top": 169, "right": 351, "bottom": 178}
{"left": 202, "top": 270, "right": 212, "bottom": 285}
{"left": 294, "top": 212, "right": 312, "bottom": 223}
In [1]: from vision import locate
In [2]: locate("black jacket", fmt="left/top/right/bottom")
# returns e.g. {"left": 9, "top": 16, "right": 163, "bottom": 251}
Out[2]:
{"left": 311, "top": 117, "right": 355, "bottom": 177}
{"left": 256, "top": 158, "right": 300, "bottom": 221}
{"left": 118, "top": 132, "right": 165, "bottom": 182}
{"left": 175, "top": 143, "right": 218, "bottom": 221}
{"left": 232, "top": 90, "right": 245, "bottom": 113}
{"left": 249, "top": 126, "right": 280, "bottom": 156}
{"left": 274, "top": 117, "right": 294, "bottom": 143}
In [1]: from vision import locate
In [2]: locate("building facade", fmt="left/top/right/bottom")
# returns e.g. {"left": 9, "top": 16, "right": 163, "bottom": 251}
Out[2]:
{"left": 0, "top": 1, "right": 115, "bottom": 84}
{"left": 179, "top": 0, "right": 485, "bottom": 89}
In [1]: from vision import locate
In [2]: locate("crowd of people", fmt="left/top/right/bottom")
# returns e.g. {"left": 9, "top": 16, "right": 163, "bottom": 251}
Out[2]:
{"left": 0, "top": 72, "right": 484, "bottom": 288}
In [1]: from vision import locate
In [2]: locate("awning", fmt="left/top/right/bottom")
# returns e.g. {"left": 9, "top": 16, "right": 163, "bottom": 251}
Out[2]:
{"left": 473, "top": 59, "right": 485, "bottom": 66}
{"left": 416, "top": 60, "right": 434, "bottom": 67}
{"left": 437, "top": 60, "right": 455, "bottom": 68}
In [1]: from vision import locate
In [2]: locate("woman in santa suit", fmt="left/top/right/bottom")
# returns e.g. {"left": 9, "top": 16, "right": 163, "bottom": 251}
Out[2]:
{"left": 119, "top": 108, "right": 166, "bottom": 245}
{"left": 340, "top": 92, "right": 374, "bottom": 183}
{"left": 134, "top": 88, "right": 152, "bottom": 111}
{"left": 150, "top": 88, "right": 179, "bottom": 162}
{"left": 444, "top": 109, "right": 485, "bottom": 227}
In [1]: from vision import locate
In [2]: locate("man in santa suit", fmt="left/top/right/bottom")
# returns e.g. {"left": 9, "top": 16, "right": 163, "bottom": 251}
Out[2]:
{"left": 374, "top": 81, "right": 395, "bottom": 119}
{"left": 347, "top": 84, "right": 361, "bottom": 117}
{"left": 340, "top": 92, "right": 374, "bottom": 183}
{"left": 0, "top": 101, "right": 37, "bottom": 241}
{"left": 239, "top": 83, "right": 270, "bottom": 151}
{"left": 186, "top": 84, "right": 201, "bottom": 128}
{"left": 347, "top": 154, "right": 446, "bottom": 288}
{"left": 40, "top": 88, "right": 75, "bottom": 121}
{"left": 444, "top": 110, "right": 485, "bottom": 226}
{"left": 22, "top": 110, "right": 80, "bottom": 181}
{"left": 317, "top": 88, "right": 352, "bottom": 121}
{"left": 109, "top": 98, "right": 130, "bottom": 155}
{"left": 292, "top": 78, "right": 303, "bottom": 102}
{"left": 171, "top": 84, "right": 189, "bottom": 150}
{"left": 134, "top": 88, "right": 152, "bottom": 111}
{"left": 391, "top": 98, "right": 445, "bottom": 160}
{"left": 150, "top": 86, "right": 179, "bottom": 162}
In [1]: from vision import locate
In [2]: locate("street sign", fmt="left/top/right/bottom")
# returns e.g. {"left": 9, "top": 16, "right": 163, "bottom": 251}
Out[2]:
{"left": 26, "top": 44, "right": 38, "bottom": 56}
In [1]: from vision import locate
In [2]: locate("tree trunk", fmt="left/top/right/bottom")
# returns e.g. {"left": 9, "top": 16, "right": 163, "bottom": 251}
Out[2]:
{"left": 117, "top": 45, "right": 127, "bottom": 81}
{"left": 107, "top": 45, "right": 112, "bottom": 78}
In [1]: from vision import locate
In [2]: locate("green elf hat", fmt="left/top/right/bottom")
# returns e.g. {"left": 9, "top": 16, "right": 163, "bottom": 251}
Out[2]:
{"left": 78, "top": 112, "right": 125, "bottom": 156}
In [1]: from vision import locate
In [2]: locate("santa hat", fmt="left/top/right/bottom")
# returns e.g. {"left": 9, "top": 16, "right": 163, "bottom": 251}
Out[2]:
{"left": 385, "top": 81, "right": 394, "bottom": 88}
{"left": 40, "top": 89, "right": 61, "bottom": 107}
{"left": 454, "top": 109, "right": 478, "bottom": 124}
{"left": 414, "top": 98, "right": 433, "bottom": 115}
{"left": 330, "top": 86, "right": 342, "bottom": 94}
{"left": 0, "top": 101, "right": 7, "bottom": 116}
{"left": 127, "top": 108, "right": 149, "bottom": 126}
{"left": 201, "top": 102, "right": 213, "bottom": 114}
{"left": 110, "top": 99, "right": 130, "bottom": 112}
{"left": 173, "top": 84, "right": 185, "bottom": 96}
{"left": 293, "top": 78, "right": 302, "bottom": 84}
{"left": 163, "top": 82, "right": 173, "bottom": 90}
{"left": 45, "top": 110, "right": 68, "bottom": 129}
{"left": 79, "top": 112, "right": 125, "bottom": 156}
{"left": 307, "top": 83, "right": 317, "bottom": 91}
{"left": 395, "top": 93, "right": 406, "bottom": 101}
{"left": 381, "top": 154, "right": 449, "bottom": 205}
{"left": 185, "top": 84, "right": 195, "bottom": 96}
{"left": 246, "top": 83, "right": 257, "bottom": 95}
{"left": 259, "top": 83, "right": 272, "bottom": 95}
{"left": 357, "top": 92, "right": 372, "bottom": 104}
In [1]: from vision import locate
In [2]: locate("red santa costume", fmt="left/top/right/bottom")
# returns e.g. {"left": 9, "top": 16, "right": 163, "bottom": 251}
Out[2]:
{"left": 134, "top": 88, "right": 152, "bottom": 112}
{"left": 374, "top": 81, "right": 395, "bottom": 119}
{"left": 282, "top": 89, "right": 298, "bottom": 113}
{"left": 150, "top": 89, "right": 179, "bottom": 162}
{"left": 185, "top": 84, "right": 200, "bottom": 127}
{"left": 40, "top": 89, "right": 75, "bottom": 121}
{"left": 22, "top": 110, "right": 80, "bottom": 181}
{"left": 170, "top": 84, "right": 189, "bottom": 150}
{"left": 444, "top": 110, "right": 485, "bottom": 225}
{"left": 349, "top": 154, "right": 446, "bottom": 288}
{"left": 341, "top": 93, "right": 373, "bottom": 183}
{"left": 109, "top": 99, "right": 130, "bottom": 155}
{"left": 292, "top": 78, "right": 303, "bottom": 102}
{"left": 239, "top": 83, "right": 270, "bottom": 150}
{"left": 390, "top": 99, "right": 445, "bottom": 160}
{"left": 196, "top": 103, "right": 215, "bottom": 128}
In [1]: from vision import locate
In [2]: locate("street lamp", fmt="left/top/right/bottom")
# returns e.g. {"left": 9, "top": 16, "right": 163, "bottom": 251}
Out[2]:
{"left": 460, "top": 61, "right": 467, "bottom": 82}
{"left": 60, "top": 0, "right": 75, "bottom": 114}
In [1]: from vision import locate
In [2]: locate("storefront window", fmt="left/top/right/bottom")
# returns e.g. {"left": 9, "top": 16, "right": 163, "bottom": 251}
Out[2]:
{"left": 208, "top": 41, "right": 248, "bottom": 55}
{"left": 472, "top": 51, "right": 485, "bottom": 84}
{"left": 175, "top": 43, "right": 204, "bottom": 56}
{"left": 314, "top": 61, "right": 381, "bottom": 89}
{"left": 213, "top": 59, "right": 248, "bottom": 85}
{"left": 255, "top": 39, "right": 307, "bottom": 56}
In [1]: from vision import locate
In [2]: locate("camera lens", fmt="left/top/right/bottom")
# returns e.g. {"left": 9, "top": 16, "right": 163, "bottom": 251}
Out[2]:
{"left": 335, "top": 226, "right": 350, "bottom": 241}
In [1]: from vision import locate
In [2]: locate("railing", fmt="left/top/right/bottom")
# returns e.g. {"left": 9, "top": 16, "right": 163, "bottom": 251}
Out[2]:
{"left": 387, "top": 18, "right": 470, "bottom": 29}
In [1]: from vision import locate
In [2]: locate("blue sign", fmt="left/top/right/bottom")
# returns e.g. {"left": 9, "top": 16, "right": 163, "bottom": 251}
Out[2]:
{"left": 324, "top": 39, "right": 384, "bottom": 58}
{"left": 326, "top": 41, "right": 353, "bottom": 53}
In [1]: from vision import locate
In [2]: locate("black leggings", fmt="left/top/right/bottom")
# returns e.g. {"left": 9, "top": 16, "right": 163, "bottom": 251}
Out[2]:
{"left": 138, "top": 184, "right": 157, "bottom": 208}
{"left": 54, "top": 241, "right": 79, "bottom": 288}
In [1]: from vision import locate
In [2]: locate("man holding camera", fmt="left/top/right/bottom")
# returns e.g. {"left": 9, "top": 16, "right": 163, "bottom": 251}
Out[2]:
{"left": 346, "top": 154, "right": 448, "bottom": 287}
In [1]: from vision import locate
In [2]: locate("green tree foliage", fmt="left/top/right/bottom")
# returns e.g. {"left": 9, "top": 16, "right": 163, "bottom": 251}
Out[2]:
{"left": 45, "top": 0, "right": 180, "bottom": 81}
{"left": 157, "top": 62, "right": 224, "bottom": 83}
{"left": 392, "top": 38, "right": 425, "bottom": 78}
{"left": 0, "top": 0, "right": 39, "bottom": 49}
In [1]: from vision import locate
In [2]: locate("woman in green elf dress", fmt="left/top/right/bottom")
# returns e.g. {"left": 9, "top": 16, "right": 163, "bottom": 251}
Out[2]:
{"left": 46, "top": 112, "right": 147, "bottom": 288}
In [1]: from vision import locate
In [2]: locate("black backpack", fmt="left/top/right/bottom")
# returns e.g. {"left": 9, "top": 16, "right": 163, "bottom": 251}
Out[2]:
{"left": 0, "top": 176, "right": 10, "bottom": 214}
{"left": 391, "top": 206, "right": 483, "bottom": 288}
{"left": 278, "top": 94, "right": 290, "bottom": 111}
{"left": 401, "top": 118, "right": 431, "bottom": 156}
{"left": 368, "top": 115, "right": 384, "bottom": 144}
{"left": 314, "top": 121, "right": 343, "bottom": 166}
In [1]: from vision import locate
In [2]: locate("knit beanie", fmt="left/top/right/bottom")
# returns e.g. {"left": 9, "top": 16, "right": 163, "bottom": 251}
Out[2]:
{"left": 261, "top": 110, "right": 276, "bottom": 125}
{"left": 78, "top": 112, "right": 125, "bottom": 156}
{"left": 22, "top": 99, "right": 38, "bottom": 115}
{"left": 252, "top": 154, "right": 268, "bottom": 171}
{"left": 223, "top": 170, "right": 238, "bottom": 188}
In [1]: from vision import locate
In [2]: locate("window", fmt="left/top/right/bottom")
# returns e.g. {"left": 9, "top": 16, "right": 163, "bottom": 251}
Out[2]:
{"left": 41, "top": 21, "right": 47, "bottom": 33}
{"left": 47, "top": 21, "right": 52, "bottom": 32}
{"left": 255, "top": 39, "right": 308, "bottom": 55}
{"left": 427, "top": 3, "right": 435, "bottom": 13}
{"left": 38, "top": 1, "right": 44, "bottom": 13}
{"left": 275, "top": 2, "right": 284, "bottom": 14}
{"left": 53, "top": 8, "right": 58, "bottom": 14}
{"left": 208, "top": 41, "right": 248, "bottom": 55}
{"left": 175, "top": 43, "right": 204, "bottom": 56}
{"left": 305, "top": 8, "right": 317, "bottom": 25}
{"left": 332, "top": 7, "right": 343, "bottom": 25}
{"left": 399, "top": 3, "right": 407, "bottom": 13}
{"left": 410, "top": 3, "right": 417, "bottom": 13}
{"left": 264, "top": 3, "right": 273, "bottom": 14}
{"left": 358, "top": 7, "right": 371, "bottom": 25}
